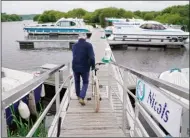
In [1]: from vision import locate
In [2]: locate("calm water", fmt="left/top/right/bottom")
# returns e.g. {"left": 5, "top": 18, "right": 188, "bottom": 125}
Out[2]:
{"left": 2, "top": 20, "right": 189, "bottom": 74}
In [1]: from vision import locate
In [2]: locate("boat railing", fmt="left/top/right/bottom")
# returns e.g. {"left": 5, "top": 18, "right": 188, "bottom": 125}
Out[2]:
{"left": 112, "top": 33, "right": 189, "bottom": 37}
{"left": 2, "top": 62, "right": 73, "bottom": 137}
{"left": 106, "top": 54, "right": 189, "bottom": 137}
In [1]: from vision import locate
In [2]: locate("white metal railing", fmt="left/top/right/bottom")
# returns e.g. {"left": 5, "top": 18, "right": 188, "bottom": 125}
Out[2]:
{"left": 107, "top": 61, "right": 189, "bottom": 137}
{"left": 2, "top": 62, "right": 72, "bottom": 137}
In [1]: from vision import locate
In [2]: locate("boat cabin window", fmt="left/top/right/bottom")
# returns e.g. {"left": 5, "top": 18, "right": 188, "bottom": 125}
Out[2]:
{"left": 70, "top": 21, "right": 76, "bottom": 26}
{"left": 140, "top": 23, "right": 166, "bottom": 30}
{"left": 126, "top": 19, "right": 130, "bottom": 22}
{"left": 56, "top": 21, "right": 76, "bottom": 27}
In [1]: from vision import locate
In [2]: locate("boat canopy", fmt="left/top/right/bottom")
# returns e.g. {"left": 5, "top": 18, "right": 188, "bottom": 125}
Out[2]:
{"left": 55, "top": 18, "right": 85, "bottom": 27}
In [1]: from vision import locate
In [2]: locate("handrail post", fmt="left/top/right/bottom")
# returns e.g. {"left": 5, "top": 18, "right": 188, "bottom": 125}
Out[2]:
{"left": 108, "top": 63, "right": 111, "bottom": 101}
{"left": 68, "top": 62, "right": 71, "bottom": 104}
{"left": 134, "top": 98, "right": 139, "bottom": 136}
{"left": 55, "top": 71, "right": 60, "bottom": 112}
{"left": 122, "top": 71, "right": 127, "bottom": 134}
{"left": 2, "top": 107, "right": 7, "bottom": 137}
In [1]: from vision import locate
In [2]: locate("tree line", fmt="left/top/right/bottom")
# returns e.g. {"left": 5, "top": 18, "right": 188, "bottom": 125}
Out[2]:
{"left": 33, "top": 4, "right": 189, "bottom": 30}
{"left": 1, "top": 4, "right": 189, "bottom": 31}
{"left": 1, "top": 13, "right": 22, "bottom": 22}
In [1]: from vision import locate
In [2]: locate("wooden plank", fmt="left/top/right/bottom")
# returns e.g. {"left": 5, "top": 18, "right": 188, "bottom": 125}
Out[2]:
{"left": 62, "top": 129, "right": 124, "bottom": 134}
{"left": 61, "top": 134, "right": 126, "bottom": 137}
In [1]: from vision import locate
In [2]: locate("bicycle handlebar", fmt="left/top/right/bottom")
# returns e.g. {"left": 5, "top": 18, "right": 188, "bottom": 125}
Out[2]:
{"left": 93, "top": 62, "right": 106, "bottom": 76}
{"left": 95, "top": 62, "right": 106, "bottom": 67}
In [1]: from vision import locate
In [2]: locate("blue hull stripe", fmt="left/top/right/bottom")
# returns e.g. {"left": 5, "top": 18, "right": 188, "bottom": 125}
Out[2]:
{"left": 24, "top": 28, "right": 90, "bottom": 33}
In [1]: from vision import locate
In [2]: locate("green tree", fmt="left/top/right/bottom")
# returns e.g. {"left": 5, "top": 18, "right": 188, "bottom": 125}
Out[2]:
{"left": 1, "top": 13, "right": 22, "bottom": 22}
{"left": 144, "top": 12, "right": 154, "bottom": 20}
{"left": 124, "top": 11, "right": 134, "bottom": 18}
{"left": 117, "top": 8, "right": 126, "bottom": 17}
{"left": 67, "top": 8, "right": 87, "bottom": 18}
{"left": 33, "top": 14, "right": 41, "bottom": 21}
{"left": 134, "top": 10, "right": 141, "bottom": 17}
{"left": 83, "top": 12, "right": 93, "bottom": 23}
{"left": 38, "top": 10, "right": 63, "bottom": 23}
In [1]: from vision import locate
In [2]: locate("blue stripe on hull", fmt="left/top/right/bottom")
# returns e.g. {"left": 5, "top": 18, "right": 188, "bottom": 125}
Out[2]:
{"left": 24, "top": 28, "right": 90, "bottom": 33}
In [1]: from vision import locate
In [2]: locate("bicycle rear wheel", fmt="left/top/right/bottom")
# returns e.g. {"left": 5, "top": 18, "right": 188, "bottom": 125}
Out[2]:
{"left": 94, "top": 78, "right": 100, "bottom": 112}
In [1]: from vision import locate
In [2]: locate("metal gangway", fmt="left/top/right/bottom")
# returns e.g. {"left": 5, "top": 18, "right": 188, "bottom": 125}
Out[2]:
{"left": 1, "top": 60, "right": 189, "bottom": 137}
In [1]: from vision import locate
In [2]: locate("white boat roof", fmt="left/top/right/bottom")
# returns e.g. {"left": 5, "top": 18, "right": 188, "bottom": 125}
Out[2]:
{"left": 105, "top": 18, "right": 144, "bottom": 22}
{"left": 143, "top": 20, "right": 162, "bottom": 24}
{"left": 113, "top": 20, "right": 161, "bottom": 25}
{"left": 127, "top": 18, "right": 144, "bottom": 22}
{"left": 56, "top": 18, "right": 84, "bottom": 22}
{"left": 2, "top": 67, "right": 34, "bottom": 92}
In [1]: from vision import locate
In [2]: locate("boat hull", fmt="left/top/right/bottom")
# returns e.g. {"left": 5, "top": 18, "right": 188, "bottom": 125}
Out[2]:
{"left": 24, "top": 27, "right": 92, "bottom": 38}
{"left": 108, "top": 32, "right": 188, "bottom": 46}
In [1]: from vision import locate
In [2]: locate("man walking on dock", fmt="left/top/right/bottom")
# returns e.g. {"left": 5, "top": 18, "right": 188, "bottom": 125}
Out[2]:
{"left": 72, "top": 33, "right": 95, "bottom": 106}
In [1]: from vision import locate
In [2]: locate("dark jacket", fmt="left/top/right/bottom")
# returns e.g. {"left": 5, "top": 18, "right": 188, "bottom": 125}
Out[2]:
{"left": 72, "top": 38, "right": 95, "bottom": 73}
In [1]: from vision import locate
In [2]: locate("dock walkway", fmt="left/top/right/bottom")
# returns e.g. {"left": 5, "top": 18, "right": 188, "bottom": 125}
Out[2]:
{"left": 59, "top": 29, "right": 128, "bottom": 137}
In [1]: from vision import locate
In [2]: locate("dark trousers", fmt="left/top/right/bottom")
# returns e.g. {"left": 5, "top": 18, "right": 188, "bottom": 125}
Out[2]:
{"left": 73, "top": 72, "right": 89, "bottom": 99}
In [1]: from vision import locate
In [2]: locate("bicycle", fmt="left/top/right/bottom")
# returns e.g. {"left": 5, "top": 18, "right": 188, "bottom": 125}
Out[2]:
{"left": 87, "top": 62, "right": 106, "bottom": 113}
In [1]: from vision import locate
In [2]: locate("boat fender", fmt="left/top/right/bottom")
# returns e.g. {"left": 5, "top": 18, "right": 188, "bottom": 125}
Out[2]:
{"left": 102, "top": 47, "right": 112, "bottom": 63}
{"left": 41, "top": 84, "right": 45, "bottom": 97}
{"left": 170, "top": 68, "right": 181, "bottom": 73}
{"left": 28, "top": 91, "right": 38, "bottom": 116}
{"left": 18, "top": 100, "right": 30, "bottom": 120}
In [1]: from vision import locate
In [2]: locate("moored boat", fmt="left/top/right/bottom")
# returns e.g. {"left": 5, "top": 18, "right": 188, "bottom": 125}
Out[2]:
{"left": 104, "top": 18, "right": 144, "bottom": 37}
{"left": 108, "top": 20, "right": 189, "bottom": 46}
{"left": 159, "top": 68, "right": 189, "bottom": 105}
{"left": 23, "top": 18, "right": 93, "bottom": 38}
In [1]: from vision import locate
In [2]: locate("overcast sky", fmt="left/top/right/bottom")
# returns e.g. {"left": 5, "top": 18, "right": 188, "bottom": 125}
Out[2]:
{"left": 2, "top": 1, "right": 189, "bottom": 15}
